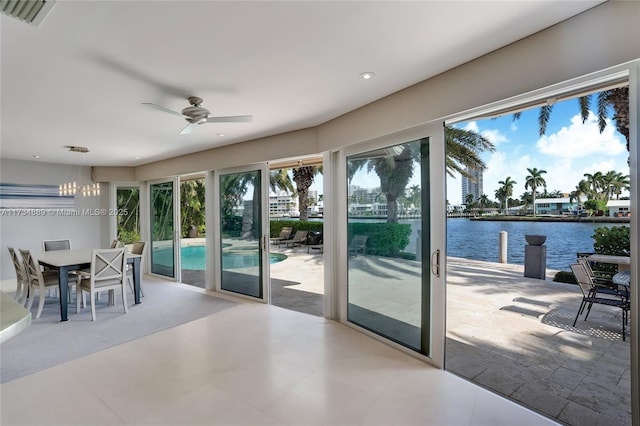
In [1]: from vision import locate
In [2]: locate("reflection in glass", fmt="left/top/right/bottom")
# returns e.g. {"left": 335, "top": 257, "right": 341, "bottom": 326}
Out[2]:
{"left": 347, "top": 139, "right": 428, "bottom": 352}
{"left": 220, "top": 170, "right": 263, "bottom": 298}
{"left": 150, "top": 181, "right": 175, "bottom": 278}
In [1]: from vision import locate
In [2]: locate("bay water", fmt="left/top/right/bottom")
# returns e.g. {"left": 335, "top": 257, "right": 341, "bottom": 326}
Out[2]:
{"left": 446, "top": 218, "right": 627, "bottom": 271}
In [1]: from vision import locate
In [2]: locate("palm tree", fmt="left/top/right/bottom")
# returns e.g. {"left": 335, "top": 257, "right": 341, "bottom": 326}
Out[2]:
{"left": 569, "top": 179, "right": 590, "bottom": 206}
{"left": 497, "top": 177, "right": 516, "bottom": 211}
{"left": 292, "top": 166, "right": 321, "bottom": 221}
{"left": 269, "top": 168, "right": 295, "bottom": 194}
{"left": 610, "top": 171, "right": 630, "bottom": 199}
{"left": 445, "top": 127, "right": 495, "bottom": 177}
{"left": 514, "top": 86, "right": 629, "bottom": 151}
{"left": 583, "top": 171, "right": 607, "bottom": 201}
{"left": 367, "top": 144, "right": 415, "bottom": 223}
{"left": 464, "top": 193, "right": 474, "bottom": 207}
{"left": 524, "top": 167, "right": 547, "bottom": 216}
{"left": 494, "top": 187, "right": 506, "bottom": 212}
{"left": 347, "top": 126, "right": 492, "bottom": 223}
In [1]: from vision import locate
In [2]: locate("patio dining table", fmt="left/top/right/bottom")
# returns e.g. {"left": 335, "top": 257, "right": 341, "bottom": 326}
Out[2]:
{"left": 587, "top": 254, "right": 631, "bottom": 272}
{"left": 37, "top": 248, "right": 142, "bottom": 322}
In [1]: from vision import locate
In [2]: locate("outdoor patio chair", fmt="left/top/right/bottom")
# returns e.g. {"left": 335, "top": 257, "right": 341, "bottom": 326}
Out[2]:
{"left": 570, "top": 262, "right": 630, "bottom": 340}
{"left": 348, "top": 235, "right": 368, "bottom": 256}
{"left": 577, "top": 257, "right": 615, "bottom": 288}
{"left": 76, "top": 248, "right": 127, "bottom": 321}
{"left": 285, "top": 230, "right": 308, "bottom": 247}
{"left": 270, "top": 226, "right": 293, "bottom": 246}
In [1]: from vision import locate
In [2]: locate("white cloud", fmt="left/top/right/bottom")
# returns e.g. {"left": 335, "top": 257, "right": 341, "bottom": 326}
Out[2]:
{"left": 536, "top": 112, "right": 625, "bottom": 158}
{"left": 463, "top": 121, "right": 479, "bottom": 133}
{"left": 481, "top": 128, "right": 507, "bottom": 146}
{"left": 464, "top": 121, "right": 507, "bottom": 146}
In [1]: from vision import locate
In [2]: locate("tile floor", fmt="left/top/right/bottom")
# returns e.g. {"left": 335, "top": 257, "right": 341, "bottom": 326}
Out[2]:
{"left": 0, "top": 290, "right": 556, "bottom": 425}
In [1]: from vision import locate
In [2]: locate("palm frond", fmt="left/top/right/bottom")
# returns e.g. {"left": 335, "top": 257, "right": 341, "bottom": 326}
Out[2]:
{"left": 538, "top": 104, "right": 553, "bottom": 136}
{"left": 578, "top": 95, "right": 590, "bottom": 123}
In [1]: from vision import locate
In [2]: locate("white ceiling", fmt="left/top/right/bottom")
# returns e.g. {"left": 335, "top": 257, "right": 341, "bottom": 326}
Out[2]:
{"left": 1, "top": 1, "right": 603, "bottom": 167}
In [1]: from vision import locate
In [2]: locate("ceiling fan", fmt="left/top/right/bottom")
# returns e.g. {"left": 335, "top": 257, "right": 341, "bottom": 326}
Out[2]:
{"left": 142, "top": 96, "right": 253, "bottom": 135}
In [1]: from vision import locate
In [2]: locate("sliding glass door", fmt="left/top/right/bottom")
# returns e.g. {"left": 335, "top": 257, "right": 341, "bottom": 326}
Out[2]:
{"left": 149, "top": 179, "right": 179, "bottom": 279}
{"left": 345, "top": 124, "right": 446, "bottom": 362}
{"left": 216, "top": 165, "right": 269, "bottom": 300}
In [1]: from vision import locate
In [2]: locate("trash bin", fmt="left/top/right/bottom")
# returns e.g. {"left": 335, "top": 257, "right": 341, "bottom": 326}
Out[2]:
{"left": 524, "top": 234, "right": 546, "bottom": 279}
{"left": 307, "top": 231, "right": 322, "bottom": 245}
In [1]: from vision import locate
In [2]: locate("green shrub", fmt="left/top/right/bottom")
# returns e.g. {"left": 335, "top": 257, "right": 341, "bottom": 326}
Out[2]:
{"left": 348, "top": 222, "right": 412, "bottom": 257}
{"left": 592, "top": 225, "right": 630, "bottom": 274}
{"left": 592, "top": 226, "right": 630, "bottom": 256}
{"left": 553, "top": 271, "right": 577, "bottom": 284}
{"left": 269, "top": 220, "right": 323, "bottom": 238}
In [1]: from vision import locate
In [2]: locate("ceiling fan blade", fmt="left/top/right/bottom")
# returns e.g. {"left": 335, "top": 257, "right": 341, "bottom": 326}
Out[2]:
{"left": 142, "top": 102, "right": 186, "bottom": 118}
{"left": 179, "top": 123, "right": 197, "bottom": 135}
{"left": 206, "top": 115, "right": 253, "bottom": 123}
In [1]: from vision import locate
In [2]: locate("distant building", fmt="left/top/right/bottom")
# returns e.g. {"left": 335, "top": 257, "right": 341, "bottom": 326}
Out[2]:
{"left": 461, "top": 167, "right": 483, "bottom": 204}
{"left": 534, "top": 197, "right": 581, "bottom": 215}
{"left": 606, "top": 199, "right": 631, "bottom": 217}
{"left": 269, "top": 191, "right": 296, "bottom": 216}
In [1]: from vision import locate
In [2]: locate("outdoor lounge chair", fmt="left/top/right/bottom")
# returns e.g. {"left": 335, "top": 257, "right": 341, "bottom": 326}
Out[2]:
{"left": 285, "top": 230, "right": 308, "bottom": 247}
{"left": 348, "top": 235, "right": 368, "bottom": 255}
{"left": 270, "top": 226, "right": 293, "bottom": 246}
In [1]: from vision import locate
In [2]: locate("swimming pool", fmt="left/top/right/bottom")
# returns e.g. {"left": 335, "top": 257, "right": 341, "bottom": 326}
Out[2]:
{"left": 153, "top": 244, "right": 286, "bottom": 270}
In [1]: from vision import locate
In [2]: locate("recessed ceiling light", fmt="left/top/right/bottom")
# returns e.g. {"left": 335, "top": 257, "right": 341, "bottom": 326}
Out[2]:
{"left": 216, "top": 133, "right": 225, "bottom": 137}
{"left": 32, "top": 154, "right": 40, "bottom": 159}
{"left": 360, "top": 72, "right": 376, "bottom": 80}
{"left": 133, "top": 156, "right": 140, "bottom": 160}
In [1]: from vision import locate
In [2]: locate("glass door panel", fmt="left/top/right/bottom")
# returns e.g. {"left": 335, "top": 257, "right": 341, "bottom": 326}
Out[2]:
{"left": 150, "top": 180, "right": 176, "bottom": 278}
{"left": 219, "top": 169, "right": 264, "bottom": 298}
{"left": 346, "top": 137, "right": 435, "bottom": 355}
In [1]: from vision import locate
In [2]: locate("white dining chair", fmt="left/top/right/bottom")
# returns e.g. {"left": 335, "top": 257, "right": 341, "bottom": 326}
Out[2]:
{"left": 21, "top": 249, "right": 75, "bottom": 319}
{"left": 76, "top": 248, "right": 127, "bottom": 321}
{"left": 127, "top": 241, "right": 146, "bottom": 297}
{"left": 8, "top": 247, "right": 29, "bottom": 304}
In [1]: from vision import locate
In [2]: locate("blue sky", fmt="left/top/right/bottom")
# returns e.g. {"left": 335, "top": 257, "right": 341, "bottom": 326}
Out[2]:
{"left": 449, "top": 98, "right": 629, "bottom": 205}
{"left": 309, "top": 96, "right": 629, "bottom": 204}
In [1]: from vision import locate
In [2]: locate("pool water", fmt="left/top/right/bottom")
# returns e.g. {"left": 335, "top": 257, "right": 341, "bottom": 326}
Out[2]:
{"left": 153, "top": 244, "right": 286, "bottom": 270}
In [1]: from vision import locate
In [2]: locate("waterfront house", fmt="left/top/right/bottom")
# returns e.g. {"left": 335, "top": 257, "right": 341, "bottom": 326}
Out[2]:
{"left": 607, "top": 199, "right": 632, "bottom": 217}
{"left": 535, "top": 197, "right": 582, "bottom": 215}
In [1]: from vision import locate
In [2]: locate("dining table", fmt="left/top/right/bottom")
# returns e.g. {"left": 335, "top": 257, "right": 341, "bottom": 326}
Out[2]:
{"left": 37, "top": 248, "right": 142, "bottom": 322}
{"left": 586, "top": 254, "right": 631, "bottom": 272}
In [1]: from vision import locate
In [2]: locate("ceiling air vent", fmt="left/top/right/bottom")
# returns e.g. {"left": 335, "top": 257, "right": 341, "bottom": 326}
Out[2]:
{"left": 65, "top": 145, "right": 90, "bottom": 153}
{"left": 1, "top": 0, "right": 56, "bottom": 27}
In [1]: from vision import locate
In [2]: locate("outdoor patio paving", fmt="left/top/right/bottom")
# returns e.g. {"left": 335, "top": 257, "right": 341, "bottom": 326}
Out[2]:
{"left": 180, "top": 243, "right": 631, "bottom": 425}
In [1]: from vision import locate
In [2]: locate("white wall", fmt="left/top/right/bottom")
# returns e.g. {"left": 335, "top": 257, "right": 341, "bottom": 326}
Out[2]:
{"left": 0, "top": 159, "right": 106, "bottom": 281}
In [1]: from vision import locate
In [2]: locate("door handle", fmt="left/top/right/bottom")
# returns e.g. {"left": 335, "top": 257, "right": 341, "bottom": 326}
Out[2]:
{"left": 431, "top": 249, "right": 440, "bottom": 277}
